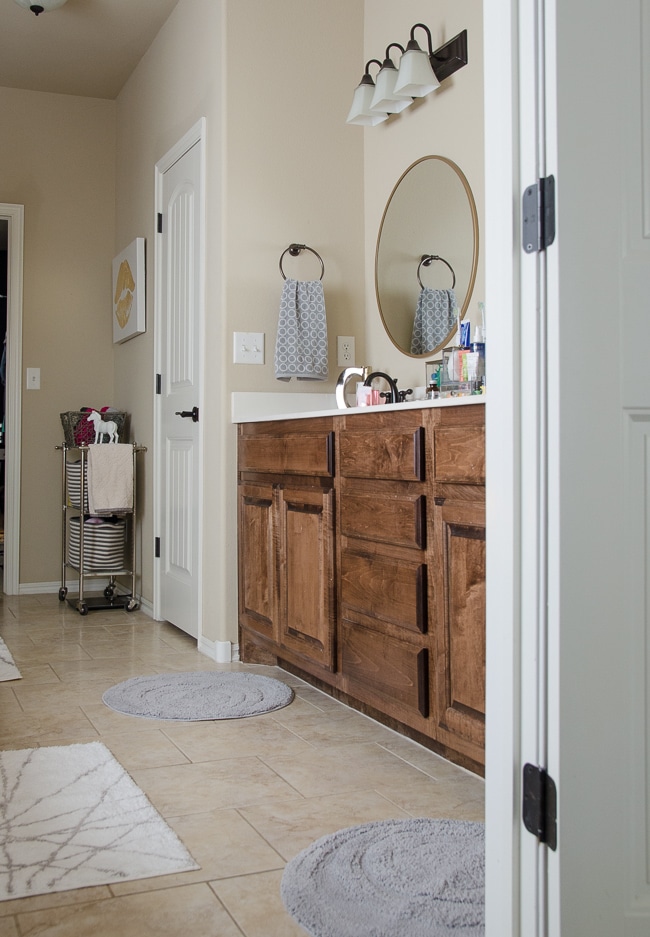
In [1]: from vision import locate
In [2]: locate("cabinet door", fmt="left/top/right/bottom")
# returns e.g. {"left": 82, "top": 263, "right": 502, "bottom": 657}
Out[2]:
{"left": 278, "top": 484, "right": 336, "bottom": 671}
{"left": 432, "top": 499, "right": 486, "bottom": 756}
{"left": 238, "top": 482, "right": 277, "bottom": 642}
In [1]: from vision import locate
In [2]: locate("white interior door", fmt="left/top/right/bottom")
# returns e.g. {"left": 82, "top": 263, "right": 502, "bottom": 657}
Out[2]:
{"left": 154, "top": 126, "right": 204, "bottom": 639}
{"left": 485, "top": 0, "right": 650, "bottom": 934}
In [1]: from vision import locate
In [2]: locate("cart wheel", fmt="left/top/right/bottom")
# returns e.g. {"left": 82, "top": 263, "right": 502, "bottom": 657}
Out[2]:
{"left": 103, "top": 586, "right": 115, "bottom": 598}
{"left": 126, "top": 599, "right": 139, "bottom": 612}
{"left": 58, "top": 587, "right": 68, "bottom": 601}
{"left": 78, "top": 603, "right": 88, "bottom": 616}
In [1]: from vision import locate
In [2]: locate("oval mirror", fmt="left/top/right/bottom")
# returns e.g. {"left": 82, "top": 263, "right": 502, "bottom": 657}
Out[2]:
{"left": 375, "top": 155, "right": 479, "bottom": 358}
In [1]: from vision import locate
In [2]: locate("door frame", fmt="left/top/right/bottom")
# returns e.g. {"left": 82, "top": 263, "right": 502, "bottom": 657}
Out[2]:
{"left": 152, "top": 119, "right": 207, "bottom": 630}
{"left": 483, "top": 0, "right": 545, "bottom": 933}
{"left": 0, "top": 204, "right": 23, "bottom": 596}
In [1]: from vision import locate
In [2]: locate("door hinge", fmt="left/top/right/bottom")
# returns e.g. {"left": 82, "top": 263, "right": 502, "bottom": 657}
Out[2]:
{"left": 155, "top": 373, "right": 162, "bottom": 395}
{"left": 154, "top": 536, "right": 161, "bottom": 558}
{"left": 522, "top": 763, "right": 557, "bottom": 850}
{"left": 157, "top": 212, "right": 163, "bottom": 234}
{"left": 522, "top": 175, "right": 555, "bottom": 253}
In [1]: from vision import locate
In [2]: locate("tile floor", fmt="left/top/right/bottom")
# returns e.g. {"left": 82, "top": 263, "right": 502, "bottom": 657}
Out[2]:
{"left": 0, "top": 593, "right": 484, "bottom": 937}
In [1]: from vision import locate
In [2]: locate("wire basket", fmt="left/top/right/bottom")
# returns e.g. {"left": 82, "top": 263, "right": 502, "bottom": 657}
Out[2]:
{"left": 60, "top": 411, "right": 127, "bottom": 447}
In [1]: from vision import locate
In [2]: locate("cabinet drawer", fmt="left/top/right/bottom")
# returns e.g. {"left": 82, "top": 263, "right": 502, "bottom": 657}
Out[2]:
{"left": 239, "top": 431, "right": 334, "bottom": 477}
{"left": 341, "top": 622, "right": 429, "bottom": 718}
{"left": 339, "top": 427, "right": 425, "bottom": 481}
{"left": 340, "top": 492, "right": 426, "bottom": 549}
{"left": 434, "top": 426, "right": 485, "bottom": 485}
{"left": 340, "top": 549, "right": 427, "bottom": 633}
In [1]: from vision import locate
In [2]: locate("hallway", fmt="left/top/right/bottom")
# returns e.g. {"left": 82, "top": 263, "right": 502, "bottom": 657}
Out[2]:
{"left": 0, "top": 594, "right": 484, "bottom": 936}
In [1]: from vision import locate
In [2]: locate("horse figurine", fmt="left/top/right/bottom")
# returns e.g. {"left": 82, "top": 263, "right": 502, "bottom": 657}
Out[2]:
{"left": 86, "top": 410, "right": 119, "bottom": 444}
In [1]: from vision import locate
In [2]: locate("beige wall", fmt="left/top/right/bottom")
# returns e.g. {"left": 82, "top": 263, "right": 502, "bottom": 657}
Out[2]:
{"left": 0, "top": 87, "right": 116, "bottom": 584}
{"left": 224, "top": 0, "right": 367, "bottom": 394}
{"left": 362, "top": 0, "right": 485, "bottom": 391}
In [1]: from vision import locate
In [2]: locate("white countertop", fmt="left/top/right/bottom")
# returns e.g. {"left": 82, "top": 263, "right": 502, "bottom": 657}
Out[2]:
{"left": 231, "top": 391, "right": 485, "bottom": 424}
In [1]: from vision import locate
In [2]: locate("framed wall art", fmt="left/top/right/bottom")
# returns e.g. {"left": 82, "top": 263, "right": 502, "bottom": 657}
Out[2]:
{"left": 112, "top": 237, "right": 145, "bottom": 343}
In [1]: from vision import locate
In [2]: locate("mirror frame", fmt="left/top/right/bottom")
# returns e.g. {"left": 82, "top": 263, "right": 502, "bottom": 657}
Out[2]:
{"left": 375, "top": 155, "right": 479, "bottom": 358}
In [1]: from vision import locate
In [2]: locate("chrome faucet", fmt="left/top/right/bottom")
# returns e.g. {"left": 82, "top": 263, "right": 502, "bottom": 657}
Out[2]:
{"left": 363, "top": 371, "right": 400, "bottom": 405}
{"left": 335, "top": 366, "right": 371, "bottom": 408}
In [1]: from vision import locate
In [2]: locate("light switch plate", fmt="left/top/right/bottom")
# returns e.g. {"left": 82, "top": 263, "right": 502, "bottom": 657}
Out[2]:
{"left": 26, "top": 367, "right": 40, "bottom": 390}
{"left": 233, "top": 332, "right": 265, "bottom": 365}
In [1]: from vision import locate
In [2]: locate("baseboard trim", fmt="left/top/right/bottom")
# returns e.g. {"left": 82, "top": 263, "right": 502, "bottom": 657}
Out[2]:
{"left": 19, "top": 581, "right": 70, "bottom": 595}
{"left": 17, "top": 581, "right": 151, "bottom": 619}
{"left": 197, "top": 635, "right": 240, "bottom": 663}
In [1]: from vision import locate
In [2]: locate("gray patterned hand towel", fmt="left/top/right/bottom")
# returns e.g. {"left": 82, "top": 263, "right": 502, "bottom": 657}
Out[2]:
{"left": 275, "top": 279, "right": 329, "bottom": 381}
{"left": 411, "top": 287, "right": 457, "bottom": 355}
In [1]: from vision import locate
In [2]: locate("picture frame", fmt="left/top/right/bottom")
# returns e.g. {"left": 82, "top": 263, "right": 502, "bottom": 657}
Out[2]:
{"left": 112, "top": 237, "right": 145, "bottom": 343}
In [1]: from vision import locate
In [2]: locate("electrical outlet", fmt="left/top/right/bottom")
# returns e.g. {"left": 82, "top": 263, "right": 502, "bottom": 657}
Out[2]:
{"left": 337, "top": 336, "right": 355, "bottom": 367}
{"left": 233, "top": 332, "right": 265, "bottom": 365}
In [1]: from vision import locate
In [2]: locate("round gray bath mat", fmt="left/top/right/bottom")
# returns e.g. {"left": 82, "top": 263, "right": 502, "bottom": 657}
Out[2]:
{"left": 281, "top": 817, "right": 485, "bottom": 937}
{"left": 102, "top": 671, "right": 294, "bottom": 721}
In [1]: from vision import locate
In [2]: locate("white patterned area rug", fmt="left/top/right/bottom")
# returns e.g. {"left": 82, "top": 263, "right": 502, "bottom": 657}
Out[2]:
{"left": 0, "top": 741, "right": 199, "bottom": 900}
{"left": 0, "top": 636, "right": 21, "bottom": 682}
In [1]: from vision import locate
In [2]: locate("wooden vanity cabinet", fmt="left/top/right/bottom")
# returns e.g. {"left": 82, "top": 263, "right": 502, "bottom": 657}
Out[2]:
{"left": 237, "top": 418, "right": 336, "bottom": 672}
{"left": 237, "top": 404, "right": 486, "bottom": 771}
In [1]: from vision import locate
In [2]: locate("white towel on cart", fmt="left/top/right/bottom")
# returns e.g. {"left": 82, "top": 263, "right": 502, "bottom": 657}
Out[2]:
{"left": 87, "top": 444, "right": 133, "bottom": 515}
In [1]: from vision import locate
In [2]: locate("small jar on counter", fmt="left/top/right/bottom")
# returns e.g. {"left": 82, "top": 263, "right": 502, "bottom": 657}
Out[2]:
{"left": 426, "top": 382, "right": 439, "bottom": 400}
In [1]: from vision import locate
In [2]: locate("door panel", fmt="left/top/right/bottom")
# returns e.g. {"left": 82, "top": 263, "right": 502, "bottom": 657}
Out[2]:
{"left": 157, "top": 139, "right": 202, "bottom": 638}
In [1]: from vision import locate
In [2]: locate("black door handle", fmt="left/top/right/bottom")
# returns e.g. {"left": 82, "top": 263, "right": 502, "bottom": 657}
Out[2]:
{"left": 175, "top": 407, "right": 199, "bottom": 422}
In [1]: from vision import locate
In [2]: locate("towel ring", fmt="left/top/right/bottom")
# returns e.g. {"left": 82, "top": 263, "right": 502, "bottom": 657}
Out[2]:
{"left": 279, "top": 243, "right": 325, "bottom": 281}
{"left": 417, "top": 254, "right": 456, "bottom": 290}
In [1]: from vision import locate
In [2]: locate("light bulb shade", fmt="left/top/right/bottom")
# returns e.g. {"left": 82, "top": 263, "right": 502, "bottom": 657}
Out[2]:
{"left": 346, "top": 81, "right": 388, "bottom": 126}
{"left": 14, "top": 0, "right": 68, "bottom": 13}
{"left": 393, "top": 48, "right": 440, "bottom": 97}
{"left": 370, "top": 66, "right": 414, "bottom": 114}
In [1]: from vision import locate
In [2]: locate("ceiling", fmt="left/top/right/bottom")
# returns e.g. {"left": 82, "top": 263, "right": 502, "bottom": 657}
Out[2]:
{"left": 0, "top": 0, "right": 181, "bottom": 99}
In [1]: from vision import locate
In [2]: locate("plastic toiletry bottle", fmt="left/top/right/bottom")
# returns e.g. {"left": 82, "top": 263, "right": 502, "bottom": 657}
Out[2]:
{"left": 472, "top": 309, "right": 486, "bottom": 388}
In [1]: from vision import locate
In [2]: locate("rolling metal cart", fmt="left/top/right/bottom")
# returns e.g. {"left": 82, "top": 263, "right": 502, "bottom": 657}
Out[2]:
{"left": 56, "top": 442, "right": 146, "bottom": 615}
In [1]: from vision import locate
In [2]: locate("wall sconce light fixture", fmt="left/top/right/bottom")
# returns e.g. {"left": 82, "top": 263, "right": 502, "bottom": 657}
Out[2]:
{"left": 347, "top": 59, "right": 389, "bottom": 127}
{"left": 370, "top": 45, "right": 414, "bottom": 115}
{"left": 346, "top": 24, "right": 468, "bottom": 126}
{"left": 14, "top": 0, "right": 68, "bottom": 15}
